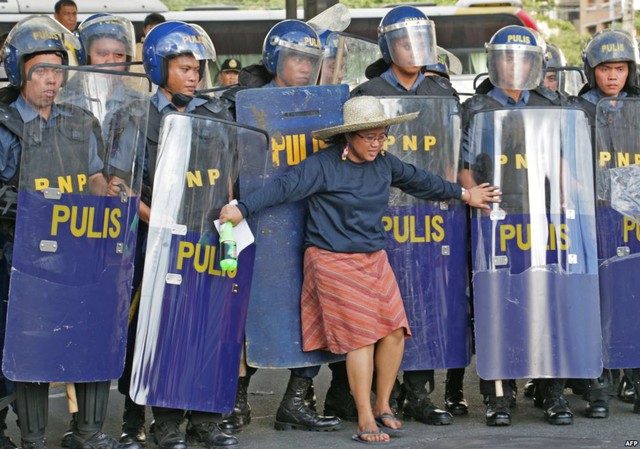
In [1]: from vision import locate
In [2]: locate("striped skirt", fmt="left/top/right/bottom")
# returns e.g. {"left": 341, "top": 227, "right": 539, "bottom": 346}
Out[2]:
{"left": 301, "top": 247, "right": 411, "bottom": 355}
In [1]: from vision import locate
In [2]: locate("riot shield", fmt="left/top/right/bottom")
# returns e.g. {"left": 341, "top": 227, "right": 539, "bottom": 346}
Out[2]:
{"left": 320, "top": 32, "right": 381, "bottom": 89}
{"left": 595, "top": 98, "right": 640, "bottom": 369}
{"left": 3, "top": 65, "right": 149, "bottom": 382}
{"left": 130, "top": 113, "right": 268, "bottom": 413}
{"left": 236, "top": 85, "right": 349, "bottom": 368}
{"left": 467, "top": 106, "right": 601, "bottom": 379}
{"left": 378, "top": 97, "right": 470, "bottom": 371}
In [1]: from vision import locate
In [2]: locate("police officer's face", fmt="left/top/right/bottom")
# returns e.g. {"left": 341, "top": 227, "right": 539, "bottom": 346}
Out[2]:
{"left": 89, "top": 38, "right": 127, "bottom": 67}
{"left": 543, "top": 72, "right": 558, "bottom": 91}
{"left": 391, "top": 37, "right": 416, "bottom": 68}
{"left": 219, "top": 70, "right": 239, "bottom": 86}
{"left": 319, "top": 58, "right": 346, "bottom": 85}
{"left": 21, "top": 53, "right": 64, "bottom": 112}
{"left": 594, "top": 62, "right": 628, "bottom": 97}
{"left": 497, "top": 52, "right": 531, "bottom": 87}
{"left": 276, "top": 52, "right": 313, "bottom": 87}
{"left": 165, "top": 55, "right": 201, "bottom": 96}
{"left": 54, "top": 5, "right": 78, "bottom": 31}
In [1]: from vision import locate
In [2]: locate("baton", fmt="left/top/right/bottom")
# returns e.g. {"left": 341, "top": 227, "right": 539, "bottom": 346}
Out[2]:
{"left": 495, "top": 380, "right": 504, "bottom": 397}
{"left": 66, "top": 383, "right": 78, "bottom": 414}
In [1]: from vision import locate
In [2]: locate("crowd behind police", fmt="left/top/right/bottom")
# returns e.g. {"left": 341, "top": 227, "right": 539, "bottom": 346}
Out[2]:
{"left": 0, "top": 0, "right": 635, "bottom": 447}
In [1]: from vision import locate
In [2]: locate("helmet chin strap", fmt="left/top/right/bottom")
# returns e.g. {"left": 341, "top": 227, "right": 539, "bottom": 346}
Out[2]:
{"left": 164, "top": 87, "right": 193, "bottom": 108}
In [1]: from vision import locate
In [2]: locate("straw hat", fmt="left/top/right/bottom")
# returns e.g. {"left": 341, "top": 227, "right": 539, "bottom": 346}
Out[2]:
{"left": 312, "top": 96, "right": 419, "bottom": 140}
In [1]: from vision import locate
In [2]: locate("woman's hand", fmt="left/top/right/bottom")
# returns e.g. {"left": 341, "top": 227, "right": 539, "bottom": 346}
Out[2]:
{"left": 220, "top": 203, "right": 244, "bottom": 226}
{"left": 464, "top": 183, "right": 501, "bottom": 209}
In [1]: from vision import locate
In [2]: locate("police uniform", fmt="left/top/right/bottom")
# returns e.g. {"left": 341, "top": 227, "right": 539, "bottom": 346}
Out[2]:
{"left": 574, "top": 29, "right": 640, "bottom": 419}
{"left": 129, "top": 20, "right": 238, "bottom": 449}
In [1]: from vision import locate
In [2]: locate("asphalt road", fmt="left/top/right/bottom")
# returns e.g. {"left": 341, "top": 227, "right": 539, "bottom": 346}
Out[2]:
{"left": 4, "top": 361, "right": 640, "bottom": 449}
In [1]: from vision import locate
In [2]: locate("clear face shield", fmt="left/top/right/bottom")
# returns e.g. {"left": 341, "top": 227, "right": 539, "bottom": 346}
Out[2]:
{"left": 276, "top": 42, "right": 323, "bottom": 87}
{"left": 81, "top": 16, "right": 135, "bottom": 60}
{"left": 384, "top": 21, "right": 437, "bottom": 68}
{"left": 487, "top": 46, "right": 543, "bottom": 91}
{"left": 6, "top": 16, "right": 81, "bottom": 66}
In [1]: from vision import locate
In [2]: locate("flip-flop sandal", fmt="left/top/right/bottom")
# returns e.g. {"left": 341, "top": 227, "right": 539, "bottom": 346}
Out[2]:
{"left": 375, "top": 413, "right": 404, "bottom": 436}
{"left": 352, "top": 429, "right": 390, "bottom": 444}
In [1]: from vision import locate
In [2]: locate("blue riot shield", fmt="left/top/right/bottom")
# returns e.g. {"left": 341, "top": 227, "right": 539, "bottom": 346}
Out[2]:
{"left": 378, "top": 97, "right": 470, "bottom": 371}
{"left": 595, "top": 98, "right": 640, "bottom": 369}
{"left": 236, "top": 85, "right": 349, "bottom": 368}
{"left": 130, "top": 113, "right": 268, "bottom": 413}
{"left": 3, "top": 66, "right": 150, "bottom": 382}
{"left": 467, "top": 107, "right": 601, "bottom": 379}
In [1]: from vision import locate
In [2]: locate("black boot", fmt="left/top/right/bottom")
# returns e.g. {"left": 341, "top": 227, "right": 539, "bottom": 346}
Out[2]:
{"left": 484, "top": 395, "right": 511, "bottom": 426}
{"left": 71, "top": 382, "right": 140, "bottom": 449}
{"left": 541, "top": 379, "right": 573, "bottom": 425}
{"left": 152, "top": 408, "right": 186, "bottom": 449}
{"left": 323, "top": 362, "right": 357, "bottom": 422}
{"left": 275, "top": 375, "right": 341, "bottom": 431}
{"left": 61, "top": 413, "right": 77, "bottom": 448}
{"left": 15, "top": 382, "right": 49, "bottom": 449}
{"left": 402, "top": 371, "right": 452, "bottom": 425}
{"left": 523, "top": 379, "right": 536, "bottom": 398}
{"left": 120, "top": 396, "right": 146, "bottom": 444}
{"left": 186, "top": 419, "right": 237, "bottom": 448}
{"left": 305, "top": 379, "right": 317, "bottom": 412}
{"left": 219, "top": 377, "right": 251, "bottom": 434}
{"left": 618, "top": 372, "right": 636, "bottom": 404}
{"left": 584, "top": 371, "right": 611, "bottom": 419}
{"left": 628, "top": 368, "right": 640, "bottom": 414}
{"left": 444, "top": 368, "right": 468, "bottom": 416}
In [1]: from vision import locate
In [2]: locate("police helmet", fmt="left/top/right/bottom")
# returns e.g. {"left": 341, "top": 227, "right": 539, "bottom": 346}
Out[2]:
{"left": 2, "top": 15, "right": 80, "bottom": 87}
{"left": 262, "top": 20, "right": 323, "bottom": 87}
{"left": 486, "top": 25, "right": 544, "bottom": 91}
{"left": 142, "top": 21, "right": 215, "bottom": 86}
{"left": 377, "top": 6, "right": 437, "bottom": 67}
{"left": 545, "top": 43, "right": 566, "bottom": 68}
{"left": 76, "top": 14, "right": 135, "bottom": 65}
{"left": 582, "top": 29, "right": 638, "bottom": 89}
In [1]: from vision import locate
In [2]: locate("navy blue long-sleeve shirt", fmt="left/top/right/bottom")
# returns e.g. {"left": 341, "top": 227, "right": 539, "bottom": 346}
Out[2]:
{"left": 238, "top": 146, "right": 463, "bottom": 253}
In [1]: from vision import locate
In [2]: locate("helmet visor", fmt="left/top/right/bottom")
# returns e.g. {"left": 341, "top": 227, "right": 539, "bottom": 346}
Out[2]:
{"left": 275, "top": 45, "right": 322, "bottom": 87}
{"left": 6, "top": 15, "right": 81, "bottom": 64}
{"left": 79, "top": 15, "right": 135, "bottom": 59}
{"left": 487, "top": 47, "right": 543, "bottom": 91}
{"left": 385, "top": 21, "right": 437, "bottom": 68}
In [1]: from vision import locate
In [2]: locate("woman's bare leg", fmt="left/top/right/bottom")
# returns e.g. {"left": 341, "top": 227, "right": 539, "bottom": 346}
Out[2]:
{"left": 346, "top": 344, "right": 389, "bottom": 443}
{"left": 373, "top": 328, "right": 405, "bottom": 429}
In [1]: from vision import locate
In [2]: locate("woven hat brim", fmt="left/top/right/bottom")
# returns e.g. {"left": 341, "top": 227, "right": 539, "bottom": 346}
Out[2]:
{"left": 312, "top": 111, "right": 420, "bottom": 140}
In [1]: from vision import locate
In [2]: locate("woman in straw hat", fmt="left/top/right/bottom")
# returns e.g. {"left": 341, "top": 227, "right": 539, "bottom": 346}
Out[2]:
{"left": 220, "top": 96, "right": 499, "bottom": 444}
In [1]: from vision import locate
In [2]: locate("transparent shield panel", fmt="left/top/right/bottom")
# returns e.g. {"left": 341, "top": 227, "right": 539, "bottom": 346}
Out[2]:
{"left": 467, "top": 107, "right": 601, "bottom": 379}
{"left": 4, "top": 65, "right": 149, "bottom": 382}
{"left": 595, "top": 97, "right": 640, "bottom": 368}
{"left": 131, "top": 113, "right": 268, "bottom": 412}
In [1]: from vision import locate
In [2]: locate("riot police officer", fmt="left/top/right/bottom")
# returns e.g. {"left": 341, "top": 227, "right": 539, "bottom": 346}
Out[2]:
{"left": 325, "top": 5, "right": 461, "bottom": 426}
{"left": 460, "top": 25, "right": 571, "bottom": 427}
{"left": 73, "top": 13, "right": 149, "bottom": 447}
{"left": 137, "top": 21, "right": 238, "bottom": 449}
{"left": 577, "top": 28, "right": 640, "bottom": 419}
{"left": 220, "top": 19, "right": 342, "bottom": 435}
{"left": 0, "top": 15, "right": 135, "bottom": 449}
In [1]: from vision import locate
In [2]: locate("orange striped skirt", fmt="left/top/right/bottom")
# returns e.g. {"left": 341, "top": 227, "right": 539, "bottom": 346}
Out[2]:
{"left": 301, "top": 247, "right": 411, "bottom": 354}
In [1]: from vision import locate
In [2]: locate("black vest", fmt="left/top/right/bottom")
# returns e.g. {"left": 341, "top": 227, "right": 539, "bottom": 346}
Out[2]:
{"left": 0, "top": 102, "right": 103, "bottom": 191}
{"left": 351, "top": 75, "right": 458, "bottom": 99}
{"left": 144, "top": 96, "right": 233, "bottom": 191}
